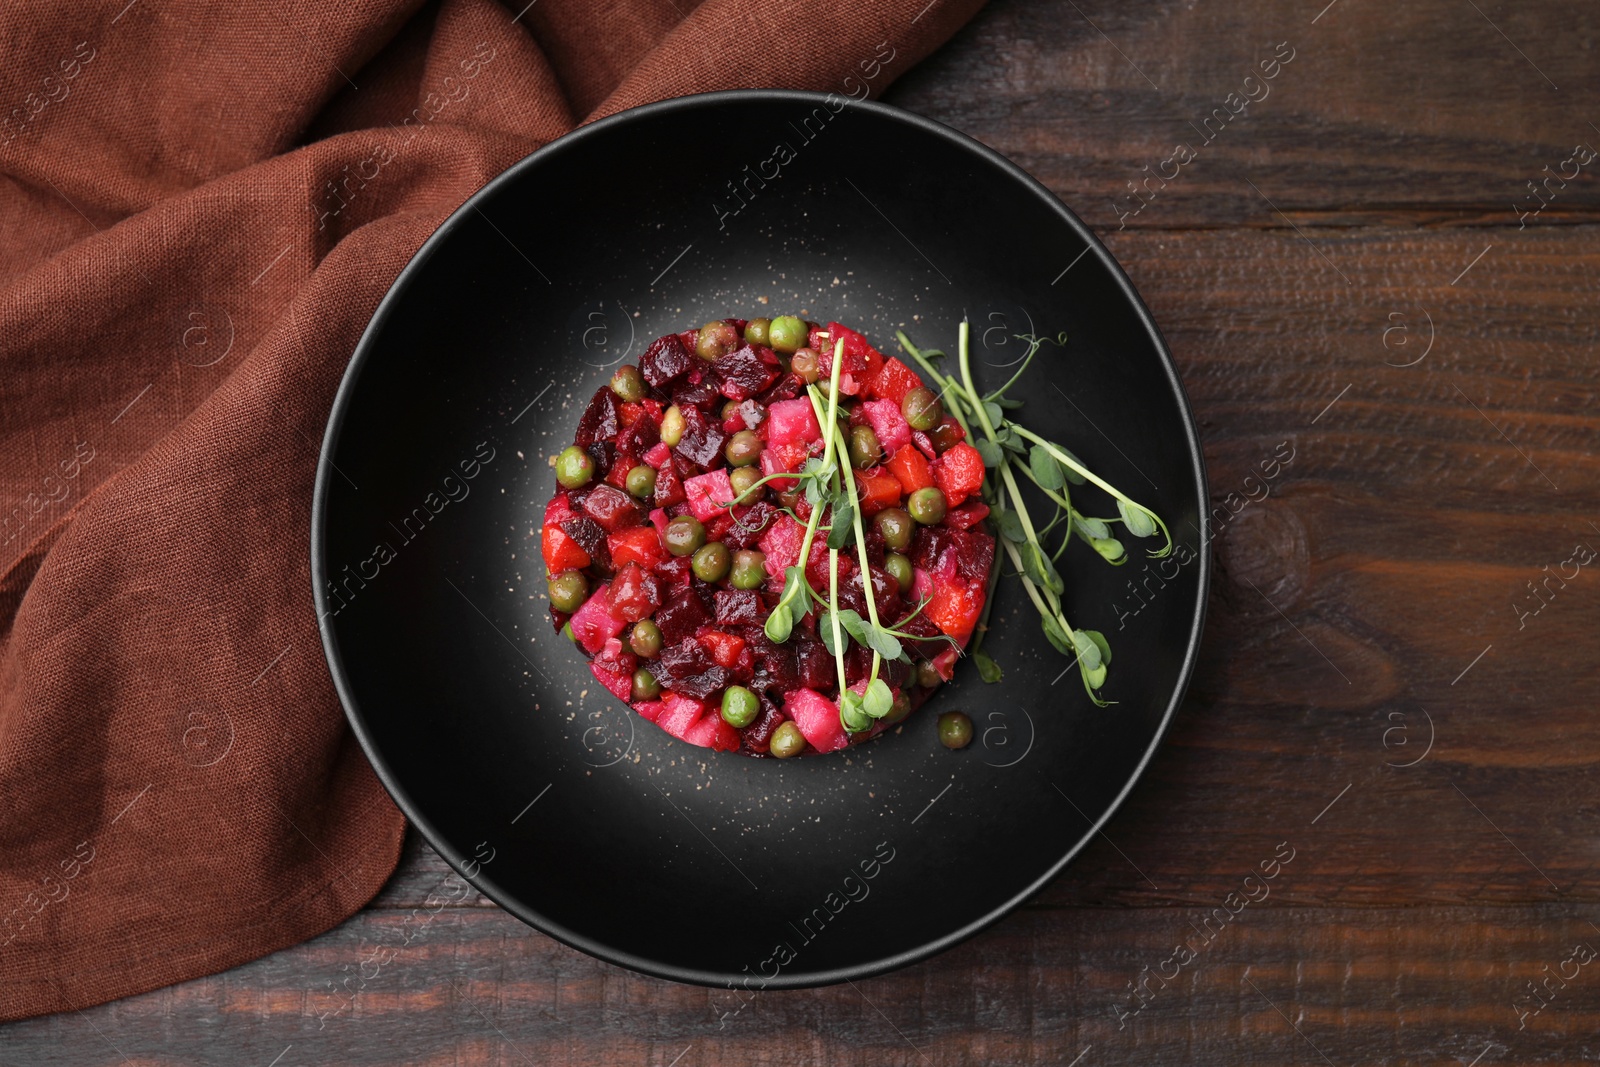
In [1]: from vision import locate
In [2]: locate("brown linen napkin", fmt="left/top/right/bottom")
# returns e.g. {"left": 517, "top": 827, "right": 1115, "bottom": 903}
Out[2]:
{"left": 0, "top": 0, "right": 985, "bottom": 1022}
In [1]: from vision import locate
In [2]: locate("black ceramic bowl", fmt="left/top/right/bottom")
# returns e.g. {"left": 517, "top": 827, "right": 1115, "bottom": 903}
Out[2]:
{"left": 313, "top": 90, "right": 1208, "bottom": 988}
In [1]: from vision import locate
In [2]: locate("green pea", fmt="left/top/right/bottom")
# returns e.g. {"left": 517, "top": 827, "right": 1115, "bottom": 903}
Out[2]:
{"left": 848, "top": 425, "right": 881, "bottom": 469}
{"left": 547, "top": 570, "right": 588, "bottom": 613}
{"left": 884, "top": 692, "right": 912, "bottom": 724}
{"left": 721, "top": 685, "right": 760, "bottom": 728}
{"left": 625, "top": 464, "right": 657, "bottom": 499}
{"left": 632, "top": 668, "right": 662, "bottom": 701}
{"left": 554, "top": 445, "right": 594, "bottom": 489}
{"left": 916, "top": 661, "right": 941, "bottom": 688}
{"left": 930, "top": 420, "right": 963, "bottom": 454}
{"left": 901, "top": 386, "right": 943, "bottom": 432}
{"left": 697, "top": 320, "right": 739, "bottom": 360}
{"left": 769, "top": 720, "right": 807, "bottom": 758}
{"left": 664, "top": 516, "right": 706, "bottom": 557}
{"left": 768, "top": 315, "right": 808, "bottom": 354}
{"left": 725, "top": 429, "right": 762, "bottom": 467}
{"left": 789, "top": 347, "right": 820, "bottom": 383}
{"left": 744, "top": 317, "right": 771, "bottom": 346}
{"left": 875, "top": 507, "right": 913, "bottom": 551}
{"left": 629, "top": 619, "right": 663, "bottom": 658}
{"left": 691, "top": 541, "right": 731, "bottom": 582}
{"left": 729, "top": 465, "right": 765, "bottom": 504}
{"left": 907, "top": 486, "right": 947, "bottom": 525}
{"left": 731, "top": 549, "right": 766, "bottom": 590}
{"left": 660, "top": 405, "right": 685, "bottom": 447}
{"left": 938, "top": 711, "right": 973, "bottom": 749}
{"left": 610, "top": 364, "right": 646, "bottom": 402}
{"left": 884, "top": 551, "right": 913, "bottom": 593}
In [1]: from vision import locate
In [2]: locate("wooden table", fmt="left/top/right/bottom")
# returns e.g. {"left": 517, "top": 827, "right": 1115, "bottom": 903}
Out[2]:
{"left": 7, "top": 0, "right": 1600, "bottom": 1062}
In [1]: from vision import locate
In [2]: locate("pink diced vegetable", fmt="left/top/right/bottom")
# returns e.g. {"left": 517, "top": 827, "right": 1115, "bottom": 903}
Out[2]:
{"left": 766, "top": 398, "right": 821, "bottom": 447}
{"left": 861, "top": 399, "right": 911, "bottom": 455}
{"left": 784, "top": 688, "right": 849, "bottom": 752}
{"left": 683, "top": 468, "right": 735, "bottom": 523}
{"left": 569, "top": 584, "right": 627, "bottom": 654}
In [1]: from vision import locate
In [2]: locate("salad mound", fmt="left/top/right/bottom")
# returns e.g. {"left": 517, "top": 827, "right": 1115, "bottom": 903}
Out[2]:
{"left": 541, "top": 316, "right": 995, "bottom": 757}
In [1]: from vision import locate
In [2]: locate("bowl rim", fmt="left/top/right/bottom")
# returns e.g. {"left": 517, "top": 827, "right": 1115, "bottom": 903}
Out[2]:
{"left": 311, "top": 87, "right": 1212, "bottom": 989}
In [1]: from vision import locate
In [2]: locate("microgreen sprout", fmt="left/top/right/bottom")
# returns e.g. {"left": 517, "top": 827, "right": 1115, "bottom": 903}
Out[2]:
{"left": 895, "top": 322, "right": 1170, "bottom": 705}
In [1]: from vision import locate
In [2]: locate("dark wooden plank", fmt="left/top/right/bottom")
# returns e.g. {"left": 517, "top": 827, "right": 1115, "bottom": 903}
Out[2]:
{"left": 1, "top": 903, "right": 1596, "bottom": 1065}
{"left": 885, "top": 0, "right": 1600, "bottom": 229}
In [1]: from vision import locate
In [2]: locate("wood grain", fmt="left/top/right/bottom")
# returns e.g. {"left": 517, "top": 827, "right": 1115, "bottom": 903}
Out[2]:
{"left": 2, "top": 897, "right": 1597, "bottom": 1065}
{"left": 890, "top": 0, "right": 1600, "bottom": 230}
{"left": 8, "top": 0, "right": 1600, "bottom": 1061}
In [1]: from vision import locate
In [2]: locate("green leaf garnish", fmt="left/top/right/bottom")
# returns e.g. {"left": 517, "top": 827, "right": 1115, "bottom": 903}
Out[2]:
{"left": 826, "top": 502, "right": 855, "bottom": 550}
{"left": 1029, "top": 443, "right": 1064, "bottom": 491}
{"left": 863, "top": 678, "right": 894, "bottom": 718}
{"left": 1118, "top": 498, "right": 1157, "bottom": 538}
{"left": 973, "top": 649, "right": 1003, "bottom": 683}
{"left": 764, "top": 603, "right": 792, "bottom": 643}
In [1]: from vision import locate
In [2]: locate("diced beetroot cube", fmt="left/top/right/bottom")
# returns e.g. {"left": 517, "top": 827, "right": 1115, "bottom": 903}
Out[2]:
{"left": 784, "top": 688, "right": 849, "bottom": 753}
{"left": 860, "top": 399, "right": 912, "bottom": 455}
{"left": 684, "top": 714, "right": 741, "bottom": 751}
{"left": 653, "top": 460, "right": 686, "bottom": 507}
{"left": 912, "top": 566, "right": 933, "bottom": 605}
{"left": 713, "top": 589, "right": 764, "bottom": 625}
{"left": 616, "top": 409, "right": 660, "bottom": 457}
{"left": 766, "top": 398, "right": 821, "bottom": 447}
{"left": 724, "top": 501, "right": 778, "bottom": 550}
{"left": 655, "top": 691, "right": 706, "bottom": 740}
{"left": 643, "top": 441, "right": 671, "bottom": 467}
{"left": 952, "top": 527, "right": 997, "bottom": 584}
{"left": 756, "top": 372, "right": 804, "bottom": 407}
{"left": 590, "top": 660, "right": 632, "bottom": 702}
{"left": 570, "top": 585, "right": 626, "bottom": 655}
{"left": 649, "top": 636, "right": 729, "bottom": 698}
{"left": 634, "top": 699, "right": 665, "bottom": 722}
{"left": 932, "top": 646, "right": 960, "bottom": 681}
{"left": 654, "top": 589, "right": 713, "bottom": 647}
{"left": 580, "top": 483, "right": 645, "bottom": 533}
{"left": 574, "top": 387, "right": 622, "bottom": 448}
{"left": 715, "top": 343, "right": 781, "bottom": 401}
{"left": 672, "top": 365, "right": 723, "bottom": 407}
{"left": 794, "top": 635, "right": 833, "bottom": 690}
{"left": 673, "top": 404, "right": 728, "bottom": 468}
{"left": 640, "top": 333, "right": 694, "bottom": 387}
{"left": 683, "top": 468, "right": 735, "bottom": 523}
{"left": 654, "top": 555, "right": 693, "bottom": 588}
{"left": 740, "top": 701, "right": 785, "bottom": 754}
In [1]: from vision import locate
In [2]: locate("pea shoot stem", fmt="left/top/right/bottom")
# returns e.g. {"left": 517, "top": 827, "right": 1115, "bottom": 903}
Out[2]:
{"left": 1009, "top": 424, "right": 1172, "bottom": 557}
{"left": 775, "top": 339, "right": 848, "bottom": 623}
{"left": 829, "top": 414, "right": 884, "bottom": 690}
